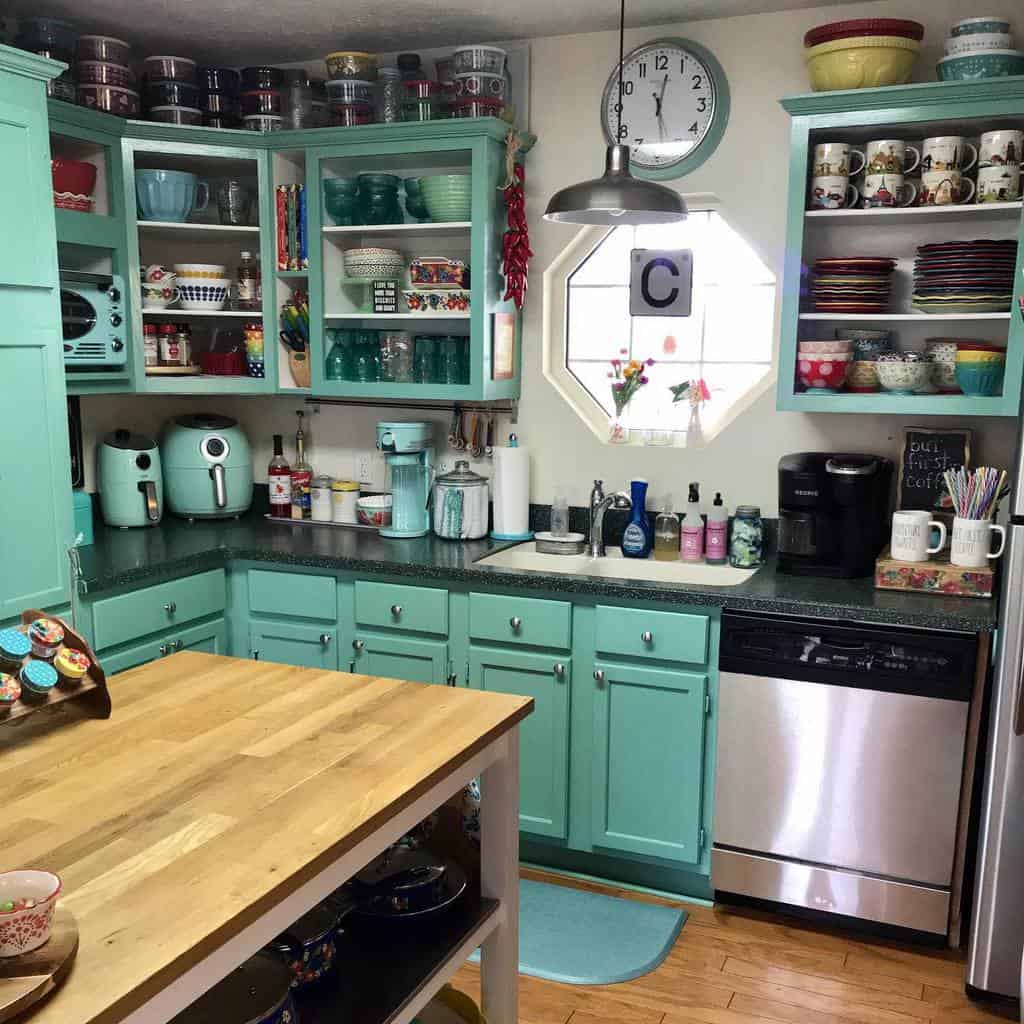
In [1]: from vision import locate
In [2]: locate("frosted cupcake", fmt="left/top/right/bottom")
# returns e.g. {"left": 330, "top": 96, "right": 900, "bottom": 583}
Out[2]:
{"left": 0, "top": 629, "right": 30, "bottom": 673}
{"left": 19, "top": 660, "right": 57, "bottom": 702}
{"left": 28, "top": 619, "right": 64, "bottom": 660}
{"left": 0, "top": 673, "right": 20, "bottom": 714}
{"left": 54, "top": 648, "right": 90, "bottom": 689}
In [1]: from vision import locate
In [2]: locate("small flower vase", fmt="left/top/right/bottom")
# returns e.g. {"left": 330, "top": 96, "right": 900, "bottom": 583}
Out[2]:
{"left": 685, "top": 404, "right": 704, "bottom": 447}
{"left": 608, "top": 413, "right": 630, "bottom": 445}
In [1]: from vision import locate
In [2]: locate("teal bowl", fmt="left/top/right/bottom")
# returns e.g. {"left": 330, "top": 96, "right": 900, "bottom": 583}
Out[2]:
{"left": 937, "top": 51, "right": 1024, "bottom": 80}
{"left": 955, "top": 361, "right": 1005, "bottom": 396}
{"left": 324, "top": 192, "right": 359, "bottom": 226}
{"left": 323, "top": 177, "right": 358, "bottom": 195}
{"left": 135, "top": 169, "right": 208, "bottom": 223}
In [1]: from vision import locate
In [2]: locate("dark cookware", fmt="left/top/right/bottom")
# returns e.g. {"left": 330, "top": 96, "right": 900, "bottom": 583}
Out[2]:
{"left": 268, "top": 900, "right": 339, "bottom": 990}
{"left": 241, "top": 66, "right": 284, "bottom": 90}
{"left": 340, "top": 848, "right": 467, "bottom": 921}
{"left": 199, "top": 66, "right": 241, "bottom": 95}
{"left": 241, "top": 90, "right": 283, "bottom": 116}
{"left": 168, "top": 950, "right": 296, "bottom": 1024}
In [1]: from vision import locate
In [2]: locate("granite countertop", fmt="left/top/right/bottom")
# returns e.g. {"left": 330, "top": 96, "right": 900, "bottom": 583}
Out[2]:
{"left": 75, "top": 510, "right": 998, "bottom": 632}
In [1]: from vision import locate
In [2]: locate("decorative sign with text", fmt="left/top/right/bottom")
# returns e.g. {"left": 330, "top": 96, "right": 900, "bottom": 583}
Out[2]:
{"left": 630, "top": 249, "right": 693, "bottom": 317}
{"left": 897, "top": 427, "right": 971, "bottom": 513}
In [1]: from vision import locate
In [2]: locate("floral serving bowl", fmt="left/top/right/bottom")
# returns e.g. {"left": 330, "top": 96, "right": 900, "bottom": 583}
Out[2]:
{"left": 0, "top": 870, "right": 61, "bottom": 957}
{"left": 847, "top": 359, "right": 880, "bottom": 391}
{"left": 356, "top": 494, "right": 392, "bottom": 528}
{"left": 930, "top": 359, "right": 960, "bottom": 392}
{"left": 876, "top": 358, "right": 930, "bottom": 394}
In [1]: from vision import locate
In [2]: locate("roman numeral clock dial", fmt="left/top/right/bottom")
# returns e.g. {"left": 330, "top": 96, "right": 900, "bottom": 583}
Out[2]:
{"left": 601, "top": 38, "right": 730, "bottom": 179}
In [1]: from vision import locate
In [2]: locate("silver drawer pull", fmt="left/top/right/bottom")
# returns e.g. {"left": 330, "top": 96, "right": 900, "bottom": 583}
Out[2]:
{"left": 554, "top": 663, "right": 566, "bottom": 679}
{"left": 320, "top": 633, "right": 332, "bottom": 646}
{"left": 391, "top": 604, "right": 403, "bottom": 617}
{"left": 353, "top": 639, "right": 365, "bottom": 651}
{"left": 641, "top": 630, "right": 653, "bottom": 644}
{"left": 164, "top": 601, "right": 177, "bottom": 614}
{"left": 593, "top": 669, "right": 605, "bottom": 685}
{"left": 510, "top": 616, "right": 522, "bottom": 632}
{"left": 159, "top": 643, "right": 168, "bottom": 656}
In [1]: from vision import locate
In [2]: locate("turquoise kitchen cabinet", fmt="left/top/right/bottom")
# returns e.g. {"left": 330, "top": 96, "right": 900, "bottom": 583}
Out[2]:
{"left": 0, "top": 48, "right": 73, "bottom": 619}
{"left": 248, "top": 569, "right": 338, "bottom": 621}
{"left": 469, "top": 647, "right": 571, "bottom": 838}
{"left": 354, "top": 580, "right": 448, "bottom": 635}
{"left": 351, "top": 632, "right": 448, "bottom": 685}
{"left": 591, "top": 661, "right": 708, "bottom": 865}
{"left": 469, "top": 592, "right": 572, "bottom": 650}
{"left": 101, "top": 618, "right": 227, "bottom": 675}
{"left": 251, "top": 621, "right": 338, "bottom": 670}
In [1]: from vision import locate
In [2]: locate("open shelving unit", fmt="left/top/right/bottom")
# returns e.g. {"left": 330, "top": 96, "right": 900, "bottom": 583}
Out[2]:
{"left": 777, "top": 78, "right": 1024, "bottom": 418}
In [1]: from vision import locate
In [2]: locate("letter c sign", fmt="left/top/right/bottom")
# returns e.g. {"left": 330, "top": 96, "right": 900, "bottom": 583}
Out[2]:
{"left": 630, "top": 249, "right": 693, "bottom": 317}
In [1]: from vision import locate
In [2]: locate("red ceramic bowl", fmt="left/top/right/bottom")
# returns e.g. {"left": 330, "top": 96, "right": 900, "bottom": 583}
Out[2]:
{"left": 804, "top": 18, "right": 924, "bottom": 47}
{"left": 797, "top": 355, "right": 850, "bottom": 391}
{"left": 51, "top": 159, "right": 98, "bottom": 211}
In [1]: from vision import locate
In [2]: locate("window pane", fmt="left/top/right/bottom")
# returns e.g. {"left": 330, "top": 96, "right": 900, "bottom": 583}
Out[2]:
{"left": 632, "top": 307, "right": 704, "bottom": 364}
{"left": 566, "top": 285, "right": 631, "bottom": 362}
{"left": 569, "top": 227, "right": 635, "bottom": 286}
{"left": 568, "top": 360, "right": 616, "bottom": 415}
{"left": 627, "top": 362, "right": 701, "bottom": 431}
{"left": 700, "top": 217, "right": 774, "bottom": 286}
{"left": 703, "top": 284, "right": 775, "bottom": 362}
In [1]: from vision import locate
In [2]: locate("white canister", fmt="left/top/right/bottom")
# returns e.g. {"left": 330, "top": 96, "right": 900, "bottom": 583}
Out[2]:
{"left": 331, "top": 479, "right": 360, "bottom": 523}
{"left": 890, "top": 510, "right": 947, "bottom": 562}
{"left": 433, "top": 460, "right": 489, "bottom": 540}
{"left": 310, "top": 476, "right": 334, "bottom": 522}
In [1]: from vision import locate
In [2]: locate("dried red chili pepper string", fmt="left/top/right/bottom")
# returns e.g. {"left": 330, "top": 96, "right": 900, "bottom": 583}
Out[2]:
{"left": 501, "top": 162, "right": 532, "bottom": 309}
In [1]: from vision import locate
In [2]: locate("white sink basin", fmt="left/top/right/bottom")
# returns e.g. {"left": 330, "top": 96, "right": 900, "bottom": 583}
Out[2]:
{"left": 476, "top": 543, "right": 759, "bottom": 587}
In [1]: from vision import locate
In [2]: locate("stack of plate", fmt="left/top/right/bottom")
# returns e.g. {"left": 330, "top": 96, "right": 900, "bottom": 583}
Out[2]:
{"left": 912, "top": 239, "right": 1018, "bottom": 314}
{"left": 811, "top": 257, "right": 897, "bottom": 312}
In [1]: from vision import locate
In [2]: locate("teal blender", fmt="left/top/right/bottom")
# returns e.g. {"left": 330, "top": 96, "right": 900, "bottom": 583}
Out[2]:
{"left": 376, "top": 422, "right": 433, "bottom": 538}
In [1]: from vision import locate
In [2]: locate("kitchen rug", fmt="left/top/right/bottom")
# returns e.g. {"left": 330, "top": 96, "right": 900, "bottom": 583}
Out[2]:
{"left": 469, "top": 878, "right": 687, "bottom": 985}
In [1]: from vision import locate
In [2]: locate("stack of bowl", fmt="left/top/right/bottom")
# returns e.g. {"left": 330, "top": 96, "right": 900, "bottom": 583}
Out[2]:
{"left": 955, "top": 342, "right": 1006, "bottom": 395}
{"left": 924, "top": 338, "right": 960, "bottom": 393}
{"left": 143, "top": 56, "right": 201, "bottom": 125}
{"left": 796, "top": 339, "right": 853, "bottom": 391}
{"left": 837, "top": 328, "right": 893, "bottom": 393}
{"left": 15, "top": 17, "right": 77, "bottom": 102}
{"left": 939, "top": 18, "right": 1024, "bottom": 79}
{"left": 240, "top": 66, "right": 284, "bottom": 133}
{"left": 323, "top": 177, "right": 360, "bottom": 226}
{"left": 802, "top": 18, "right": 923, "bottom": 91}
{"left": 419, "top": 174, "right": 472, "bottom": 222}
{"left": 173, "top": 262, "right": 230, "bottom": 312}
{"left": 452, "top": 45, "right": 507, "bottom": 118}
{"left": 199, "top": 67, "right": 241, "bottom": 129}
{"left": 342, "top": 247, "right": 404, "bottom": 281}
{"left": 76, "top": 35, "right": 138, "bottom": 115}
{"left": 325, "top": 51, "right": 377, "bottom": 126}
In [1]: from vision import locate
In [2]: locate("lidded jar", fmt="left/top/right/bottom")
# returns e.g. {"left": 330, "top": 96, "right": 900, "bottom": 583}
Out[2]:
{"left": 433, "top": 460, "right": 489, "bottom": 540}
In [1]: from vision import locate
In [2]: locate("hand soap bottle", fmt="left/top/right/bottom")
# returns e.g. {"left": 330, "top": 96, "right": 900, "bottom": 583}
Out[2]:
{"left": 680, "top": 482, "right": 704, "bottom": 562}
{"left": 653, "top": 494, "right": 680, "bottom": 561}
{"left": 621, "top": 479, "right": 652, "bottom": 558}
{"left": 705, "top": 492, "right": 728, "bottom": 564}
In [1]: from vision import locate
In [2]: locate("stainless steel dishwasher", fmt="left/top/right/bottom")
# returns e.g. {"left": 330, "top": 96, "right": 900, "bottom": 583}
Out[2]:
{"left": 713, "top": 611, "right": 977, "bottom": 937}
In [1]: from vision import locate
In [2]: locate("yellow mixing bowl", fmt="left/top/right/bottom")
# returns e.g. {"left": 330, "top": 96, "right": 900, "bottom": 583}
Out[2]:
{"left": 804, "top": 35, "right": 920, "bottom": 91}
{"left": 955, "top": 349, "right": 1006, "bottom": 363}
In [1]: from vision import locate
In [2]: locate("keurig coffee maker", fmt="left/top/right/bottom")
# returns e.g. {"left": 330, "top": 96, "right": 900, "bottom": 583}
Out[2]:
{"left": 777, "top": 453, "right": 893, "bottom": 578}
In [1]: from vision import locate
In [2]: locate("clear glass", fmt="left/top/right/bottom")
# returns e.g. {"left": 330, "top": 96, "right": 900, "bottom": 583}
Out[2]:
{"left": 282, "top": 75, "right": 313, "bottom": 130}
{"left": 379, "top": 331, "right": 413, "bottom": 382}
{"left": 730, "top": 509, "right": 764, "bottom": 568}
{"left": 438, "top": 337, "right": 461, "bottom": 385}
{"left": 377, "top": 68, "right": 403, "bottom": 123}
{"left": 414, "top": 336, "right": 438, "bottom": 383}
{"left": 550, "top": 497, "right": 569, "bottom": 536}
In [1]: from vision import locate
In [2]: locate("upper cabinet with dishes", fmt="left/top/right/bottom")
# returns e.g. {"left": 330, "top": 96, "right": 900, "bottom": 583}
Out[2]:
{"left": 777, "top": 75, "right": 1024, "bottom": 417}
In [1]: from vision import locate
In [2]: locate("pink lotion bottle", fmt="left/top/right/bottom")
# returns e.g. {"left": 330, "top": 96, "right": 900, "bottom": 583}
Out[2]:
{"left": 705, "top": 492, "right": 728, "bottom": 564}
{"left": 680, "top": 483, "right": 704, "bottom": 562}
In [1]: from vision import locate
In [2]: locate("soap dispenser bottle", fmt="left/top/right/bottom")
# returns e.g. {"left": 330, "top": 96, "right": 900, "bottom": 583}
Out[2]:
{"left": 653, "top": 495, "right": 681, "bottom": 561}
{"left": 680, "top": 482, "right": 704, "bottom": 562}
{"left": 705, "top": 492, "right": 728, "bottom": 564}
{"left": 621, "top": 479, "right": 652, "bottom": 558}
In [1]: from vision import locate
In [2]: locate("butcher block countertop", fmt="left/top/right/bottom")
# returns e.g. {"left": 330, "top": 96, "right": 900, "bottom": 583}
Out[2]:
{"left": 0, "top": 653, "right": 533, "bottom": 1024}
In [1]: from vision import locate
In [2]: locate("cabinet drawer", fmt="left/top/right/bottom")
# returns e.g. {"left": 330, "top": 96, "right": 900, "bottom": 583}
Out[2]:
{"left": 594, "top": 605, "right": 708, "bottom": 665}
{"left": 102, "top": 618, "right": 227, "bottom": 675}
{"left": 469, "top": 592, "right": 571, "bottom": 649}
{"left": 354, "top": 581, "right": 447, "bottom": 635}
{"left": 92, "top": 570, "right": 226, "bottom": 651}
{"left": 249, "top": 570, "right": 337, "bottom": 621}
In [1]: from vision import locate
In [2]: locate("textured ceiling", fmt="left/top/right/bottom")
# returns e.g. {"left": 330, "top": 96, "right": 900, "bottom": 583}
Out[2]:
{"left": 9, "top": 0, "right": 848, "bottom": 64}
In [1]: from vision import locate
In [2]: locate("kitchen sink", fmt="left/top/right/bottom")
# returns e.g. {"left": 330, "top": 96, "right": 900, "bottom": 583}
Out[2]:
{"left": 476, "top": 543, "right": 759, "bottom": 586}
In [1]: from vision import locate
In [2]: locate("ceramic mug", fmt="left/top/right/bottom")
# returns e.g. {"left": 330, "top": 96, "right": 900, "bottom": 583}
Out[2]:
{"left": 865, "top": 139, "right": 920, "bottom": 176}
{"left": 812, "top": 142, "right": 866, "bottom": 178}
{"left": 809, "top": 175, "right": 859, "bottom": 210}
{"left": 978, "top": 164, "right": 1021, "bottom": 203}
{"left": 950, "top": 516, "right": 1006, "bottom": 568}
{"left": 862, "top": 172, "right": 916, "bottom": 208}
{"left": 141, "top": 282, "right": 179, "bottom": 309}
{"left": 890, "top": 510, "right": 947, "bottom": 562}
{"left": 979, "top": 129, "right": 1024, "bottom": 168}
{"left": 921, "top": 135, "right": 978, "bottom": 173}
{"left": 920, "top": 169, "right": 975, "bottom": 205}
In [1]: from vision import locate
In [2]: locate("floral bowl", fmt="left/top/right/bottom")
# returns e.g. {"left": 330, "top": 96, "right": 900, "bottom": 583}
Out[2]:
{"left": 847, "top": 359, "right": 880, "bottom": 391}
{"left": 797, "top": 355, "right": 850, "bottom": 390}
{"left": 356, "top": 494, "right": 392, "bottom": 528}
{"left": 937, "top": 50, "right": 1024, "bottom": 80}
{"left": 0, "top": 870, "right": 61, "bottom": 957}
{"left": 930, "top": 358, "right": 960, "bottom": 392}
{"left": 876, "top": 359, "right": 930, "bottom": 393}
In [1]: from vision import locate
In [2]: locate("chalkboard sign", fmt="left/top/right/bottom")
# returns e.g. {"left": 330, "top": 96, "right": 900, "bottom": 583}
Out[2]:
{"left": 897, "top": 427, "right": 971, "bottom": 513}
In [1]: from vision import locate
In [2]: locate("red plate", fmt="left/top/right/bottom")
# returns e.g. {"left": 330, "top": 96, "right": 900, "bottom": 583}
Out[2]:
{"left": 815, "top": 257, "right": 898, "bottom": 265}
{"left": 957, "top": 342, "right": 1007, "bottom": 351}
{"left": 917, "top": 240, "right": 1017, "bottom": 252}
{"left": 804, "top": 18, "right": 924, "bottom": 47}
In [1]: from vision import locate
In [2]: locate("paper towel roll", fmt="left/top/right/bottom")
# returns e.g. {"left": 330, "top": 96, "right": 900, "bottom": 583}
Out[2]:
{"left": 491, "top": 445, "right": 531, "bottom": 539}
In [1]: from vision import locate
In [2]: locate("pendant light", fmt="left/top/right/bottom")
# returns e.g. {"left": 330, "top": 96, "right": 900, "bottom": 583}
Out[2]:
{"left": 544, "top": 0, "right": 687, "bottom": 225}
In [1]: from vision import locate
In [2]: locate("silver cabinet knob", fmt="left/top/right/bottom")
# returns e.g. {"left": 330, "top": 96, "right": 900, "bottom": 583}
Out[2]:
{"left": 159, "top": 643, "right": 168, "bottom": 657}
{"left": 391, "top": 604, "right": 402, "bottom": 617}
{"left": 353, "top": 639, "right": 365, "bottom": 651}
{"left": 172, "top": 639, "right": 182, "bottom": 651}
{"left": 164, "top": 601, "right": 176, "bottom": 614}
{"left": 593, "top": 669, "right": 606, "bottom": 685}
{"left": 554, "top": 663, "right": 566, "bottom": 679}
{"left": 320, "top": 633, "right": 331, "bottom": 646}
{"left": 641, "top": 630, "right": 653, "bottom": 644}
{"left": 510, "top": 616, "right": 522, "bottom": 632}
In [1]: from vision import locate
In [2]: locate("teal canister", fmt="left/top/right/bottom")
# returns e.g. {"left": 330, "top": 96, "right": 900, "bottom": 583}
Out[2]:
{"left": 97, "top": 429, "right": 163, "bottom": 528}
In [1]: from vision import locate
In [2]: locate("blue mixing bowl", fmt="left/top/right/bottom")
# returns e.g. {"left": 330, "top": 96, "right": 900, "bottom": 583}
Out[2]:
{"left": 135, "top": 169, "right": 209, "bottom": 222}
{"left": 955, "top": 361, "right": 1005, "bottom": 396}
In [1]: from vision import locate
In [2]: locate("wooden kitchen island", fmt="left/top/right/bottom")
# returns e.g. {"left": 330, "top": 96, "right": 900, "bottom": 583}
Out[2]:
{"left": 0, "top": 652, "right": 532, "bottom": 1024}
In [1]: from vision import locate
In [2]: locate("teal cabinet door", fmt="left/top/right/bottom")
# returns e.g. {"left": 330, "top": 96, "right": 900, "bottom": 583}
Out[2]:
{"left": 102, "top": 618, "right": 227, "bottom": 675}
{"left": 352, "top": 632, "right": 447, "bottom": 685}
{"left": 591, "top": 661, "right": 707, "bottom": 864}
{"left": 469, "top": 647, "right": 570, "bottom": 839}
{"left": 0, "top": 50, "right": 72, "bottom": 618}
{"left": 251, "top": 621, "right": 338, "bottom": 669}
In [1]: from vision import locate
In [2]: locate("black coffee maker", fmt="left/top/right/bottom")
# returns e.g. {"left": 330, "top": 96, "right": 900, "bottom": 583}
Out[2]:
{"left": 777, "top": 453, "right": 894, "bottom": 578}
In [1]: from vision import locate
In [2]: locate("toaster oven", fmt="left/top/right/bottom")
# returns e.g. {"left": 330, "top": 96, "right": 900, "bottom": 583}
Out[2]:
{"left": 60, "top": 271, "right": 127, "bottom": 367}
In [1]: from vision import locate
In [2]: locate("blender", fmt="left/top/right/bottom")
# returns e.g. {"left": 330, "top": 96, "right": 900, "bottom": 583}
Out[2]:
{"left": 376, "top": 421, "right": 433, "bottom": 538}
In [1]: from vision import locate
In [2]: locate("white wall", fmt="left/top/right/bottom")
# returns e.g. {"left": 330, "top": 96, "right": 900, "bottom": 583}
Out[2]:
{"left": 81, "top": 0, "right": 1021, "bottom": 511}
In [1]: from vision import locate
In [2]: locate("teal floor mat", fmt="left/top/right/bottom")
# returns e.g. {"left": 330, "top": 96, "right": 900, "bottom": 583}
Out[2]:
{"left": 470, "top": 878, "right": 687, "bottom": 985}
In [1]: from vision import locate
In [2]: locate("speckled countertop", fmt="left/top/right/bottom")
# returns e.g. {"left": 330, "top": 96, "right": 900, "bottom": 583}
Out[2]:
{"left": 75, "top": 511, "right": 998, "bottom": 633}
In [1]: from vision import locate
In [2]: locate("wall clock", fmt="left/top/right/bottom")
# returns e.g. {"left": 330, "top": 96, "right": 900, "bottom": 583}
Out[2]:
{"left": 600, "top": 37, "right": 730, "bottom": 181}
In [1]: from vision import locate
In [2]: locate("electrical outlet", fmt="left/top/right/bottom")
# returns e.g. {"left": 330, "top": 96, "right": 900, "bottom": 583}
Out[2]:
{"left": 356, "top": 451, "right": 374, "bottom": 486}
{"left": 357, "top": 451, "right": 387, "bottom": 490}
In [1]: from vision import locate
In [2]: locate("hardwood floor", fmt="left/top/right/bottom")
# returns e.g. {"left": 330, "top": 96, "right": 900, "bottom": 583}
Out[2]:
{"left": 451, "top": 869, "right": 1017, "bottom": 1024}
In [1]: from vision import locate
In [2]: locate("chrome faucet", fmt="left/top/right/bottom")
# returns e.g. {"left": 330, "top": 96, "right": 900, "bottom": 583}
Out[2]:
{"left": 589, "top": 479, "right": 632, "bottom": 557}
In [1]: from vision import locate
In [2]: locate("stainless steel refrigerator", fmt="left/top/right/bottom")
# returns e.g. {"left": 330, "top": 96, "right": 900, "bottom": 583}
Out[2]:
{"left": 967, "top": 441, "right": 1024, "bottom": 1000}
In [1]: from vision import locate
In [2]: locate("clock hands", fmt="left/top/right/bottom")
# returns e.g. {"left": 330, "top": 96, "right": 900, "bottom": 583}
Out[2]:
{"left": 653, "top": 73, "right": 669, "bottom": 142}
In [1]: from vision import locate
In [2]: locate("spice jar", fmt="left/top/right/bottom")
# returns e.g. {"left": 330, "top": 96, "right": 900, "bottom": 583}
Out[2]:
{"left": 729, "top": 506, "right": 764, "bottom": 568}
{"left": 310, "top": 476, "right": 334, "bottom": 522}
{"left": 143, "top": 323, "right": 158, "bottom": 367}
{"left": 331, "top": 479, "right": 360, "bottom": 523}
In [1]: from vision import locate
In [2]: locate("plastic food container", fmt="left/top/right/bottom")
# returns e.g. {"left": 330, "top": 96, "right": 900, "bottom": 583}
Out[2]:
{"left": 77, "top": 34, "right": 132, "bottom": 64}
{"left": 54, "top": 648, "right": 90, "bottom": 688}
{"left": 326, "top": 79, "right": 374, "bottom": 104}
{"left": 148, "top": 105, "right": 203, "bottom": 125}
{"left": 402, "top": 79, "right": 440, "bottom": 100}
{"left": 144, "top": 55, "right": 197, "bottom": 82}
{"left": 241, "top": 90, "right": 282, "bottom": 115}
{"left": 20, "top": 659, "right": 58, "bottom": 701}
{"left": 452, "top": 45, "right": 507, "bottom": 75}
{"left": 330, "top": 103, "right": 374, "bottom": 127}
{"left": 146, "top": 79, "right": 200, "bottom": 108}
{"left": 0, "top": 674, "right": 20, "bottom": 713}
{"left": 452, "top": 97, "right": 504, "bottom": 118}
{"left": 402, "top": 99, "right": 439, "bottom": 122}
{"left": 76, "top": 60, "right": 136, "bottom": 87}
{"left": 198, "top": 66, "right": 240, "bottom": 95}
{"left": 242, "top": 114, "right": 283, "bottom": 132}
{"left": 200, "top": 91, "right": 238, "bottom": 114}
{"left": 204, "top": 114, "right": 241, "bottom": 129}
{"left": 77, "top": 84, "right": 140, "bottom": 115}
{"left": 325, "top": 51, "right": 377, "bottom": 80}
{"left": 241, "top": 66, "right": 284, "bottom": 90}
{"left": 454, "top": 72, "right": 505, "bottom": 99}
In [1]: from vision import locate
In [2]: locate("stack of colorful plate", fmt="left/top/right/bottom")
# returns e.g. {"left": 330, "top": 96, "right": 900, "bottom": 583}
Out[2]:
{"left": 912, "top": 239, "right": 1018, "bottom": 314}
{"left": 811, "top": 257, "right": 897, "bottom": 312}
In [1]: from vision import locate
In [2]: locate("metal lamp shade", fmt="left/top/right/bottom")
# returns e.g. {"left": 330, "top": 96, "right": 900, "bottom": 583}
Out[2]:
{"left": 543, "top": 145, "right": 687, "bottom": 225}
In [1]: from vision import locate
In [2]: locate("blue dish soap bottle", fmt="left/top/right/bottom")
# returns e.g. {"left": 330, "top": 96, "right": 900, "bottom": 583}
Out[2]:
{"left": 621, "top": 479, "right": 652, "bottom": 558}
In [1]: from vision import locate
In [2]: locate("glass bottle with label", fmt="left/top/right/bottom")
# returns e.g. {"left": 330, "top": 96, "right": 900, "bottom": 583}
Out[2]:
{"left": 290, "top": 410, "right": 313, "bottom": 520}
{"left": 268, "top": 434, "right": 291, "bottom": 518}
{"left": 236, "top": 250, "right": 261, "bottom": 312}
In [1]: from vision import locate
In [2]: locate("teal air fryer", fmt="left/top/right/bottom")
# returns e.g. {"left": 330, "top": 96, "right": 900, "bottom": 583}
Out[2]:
{"left": 161, "top": 414, "right": 253, "bottom": 520}
{"left": 376, "top": 421, "right": 433, "bottom": 538}
{"left": 97, "top": 429, "right": 163, "bottom": 528}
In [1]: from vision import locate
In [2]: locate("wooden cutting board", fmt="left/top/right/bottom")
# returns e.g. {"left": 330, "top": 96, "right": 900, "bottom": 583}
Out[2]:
{"left": 0, "top": 908, "right": 79, "bottom": 1023}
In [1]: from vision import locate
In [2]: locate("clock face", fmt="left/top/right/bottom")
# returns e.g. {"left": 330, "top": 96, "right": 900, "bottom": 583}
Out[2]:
{"left": 601, "top": 39, "right": 722, "bottom": 175}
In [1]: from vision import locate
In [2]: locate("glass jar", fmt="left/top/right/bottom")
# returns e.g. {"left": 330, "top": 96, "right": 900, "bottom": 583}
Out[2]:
{"left": 729, "top": 506, "right": 764, "bottom": 568}
{"left": 310, "top": 476, "right": 333, "bottom": 522}
{"left": 438, "top": 336, "right": 461, "bottom": 384}
{"left": 379, "top": 331, "right": 413, "bottom": 382}
{"left": 143, "top": 323, "right": 158, "bottom": 367}
{"left": 353, "top": 330, "right": 380, "bottom": 382}
{"left": 414, "top": 336, "right": 437, "bottom": 383}
{"left": 376, "top": 66, "right": 402, "bottom": 123}
{"left": 324, "top": 328, "right": 354, "bottom": 380}
{"left": 282, "top": 69, "right": 312, "bottom": 129}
